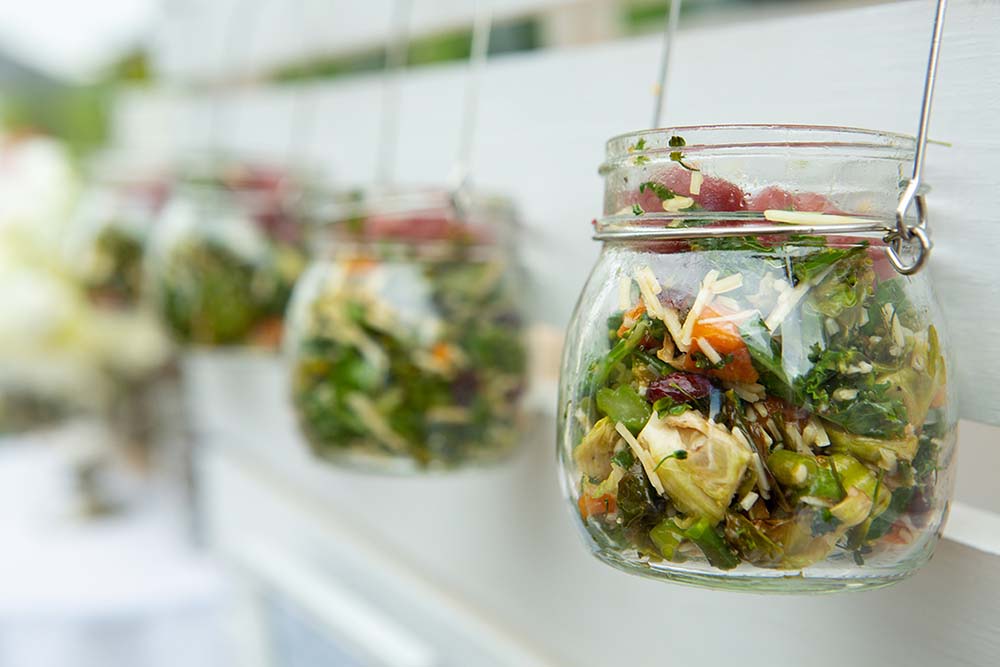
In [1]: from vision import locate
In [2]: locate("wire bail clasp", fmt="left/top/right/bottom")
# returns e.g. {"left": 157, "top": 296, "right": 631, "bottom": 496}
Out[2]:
{"left": 886, "top": 0, "right": 947, "bottom": 275}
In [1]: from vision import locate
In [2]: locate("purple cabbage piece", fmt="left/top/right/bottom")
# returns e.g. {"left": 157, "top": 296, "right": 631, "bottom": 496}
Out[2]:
{"left": 647, "top": 372, "right": 713, "bottom": 403}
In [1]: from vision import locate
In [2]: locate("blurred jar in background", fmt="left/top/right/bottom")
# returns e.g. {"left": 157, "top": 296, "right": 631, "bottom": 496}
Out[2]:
{"left": 59, "top": 157, "right": 176, "bottom": 494}
{"left": 69, "top": 165, "right": 170, "bottom": 310}
{"left": 285, "top": 187, "right": 528, "bottom": 472}
{"left": 148, "top": 162, "right": 309, "bottom": 349}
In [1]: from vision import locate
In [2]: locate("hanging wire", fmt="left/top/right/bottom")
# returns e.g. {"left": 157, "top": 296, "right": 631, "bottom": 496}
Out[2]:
{"left": 886, "top": 0, "right": 947, "bottom": 275}
{"left": 449, "top": 0, "right": 494, "bottom": 194}
{"left": 651, "top": 0, "right": 682, "bottom": 129}
{"left": 376, "top": 0, "right": 414, "bottom": 185}
{"left": 284, "top": 0, "right": 320, "bottom": 170}
{"left": 208, "top": 0, "right": 259, "bottom": 157}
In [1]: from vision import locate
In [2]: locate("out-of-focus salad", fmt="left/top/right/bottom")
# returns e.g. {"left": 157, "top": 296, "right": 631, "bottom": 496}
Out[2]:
{"left": 152, "top": 165, "right": 308, "bottom": 348}
{"left": 567, "top": 134, "right": 953, "bottom": 578}
{"left": 288, "top": 194, "right": 526, "bottom": 470}
{"left": 72, "top": 178, "right": 169, "bottom": 309}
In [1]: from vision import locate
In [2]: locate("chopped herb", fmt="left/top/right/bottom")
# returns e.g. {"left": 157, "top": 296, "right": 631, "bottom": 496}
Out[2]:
{"left": 653, "top": 449, "right": 689, "bottom": 471}
{"left": 690, "top": 351, "right": 735, "bottom": 371}
{"left": 611, "top": 447, "right": 636, "bottom": 469}
{"left": 632, "top": 203, "right": 645, "bottom": 216}
{"left": 639, "top": 181, "right": 677, "bottom": 201}
{"left": 669, "top": 150, "right": 700, "bottom": 172}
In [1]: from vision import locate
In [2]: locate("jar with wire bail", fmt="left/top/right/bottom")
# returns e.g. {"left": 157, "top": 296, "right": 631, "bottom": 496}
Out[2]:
{"left": 70, "top": 168, "right": 170, "bottom": 310}
{"left": 285, "top": 187, "right": 528, "bottom": 473}
{"left": 558, "top": 125, "right": 956, "bottom": 592}
{"left": 147, "top": 163, "right": 310, "bottom": 349}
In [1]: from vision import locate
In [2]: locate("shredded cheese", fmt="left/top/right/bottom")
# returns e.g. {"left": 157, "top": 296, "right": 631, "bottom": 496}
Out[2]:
{"left": 712, "top": 295, "right": 741, "bottom": 312}
{"left": 711, "top": 273, "right": 744, "bottom": 295}
{"left": 763, "top": 209, "right": 878, "bottom": 226}
{"left": 731, "top": 426, "right": 754, "bottom": 452}
{"left": 727, "top": 382, "right": 766, "bottom": 403}
{"left": 615, "top": 421, "right": 665, "bottom": 495}
{"left": 739, "top": 491, "right": 759, "bottom": 512}
{"left": 696, "top": 337, "right": 723, "bottom": 365}
{"left": 845, "top": 361, "right": 874, "bottom": 375}
{"left": 765, "top": 281, "right": 810, "bottom": 331}
{"left": 680, "top": 270, "right": 719, "bottom": 346}
{"left": 785, "top": 423, "right": 809, "bottom": 454}
{"left": 663, "top": 195, "right": 695, "bottom": 212}
{"left": 832, "top": 387, "right": 859, "bottom": 402}
{"left": 697, "top": 309, "right": 758, "bottom": 325}
{"left": 346, "top": 394, "right": 410, "bottom": 453}
{"left": 764, "top": 264, "right": 836, "bottom": 332}
{"left": 751, "top": 453, "right": 771, "bottom": 498}
{"left": 635, "top": 266, "right": 665, "bottom": 320}
{"left": 810, "top": 418, "right": 831, "bottom": 448}
{"left": 689, "top": 170, "right": 703, "bottom": 195}
{"left": 618, "top": 276, "right": 633, "bottom": 310}
{"left": 661, "top": 307, "right": 687, "bottom": 352}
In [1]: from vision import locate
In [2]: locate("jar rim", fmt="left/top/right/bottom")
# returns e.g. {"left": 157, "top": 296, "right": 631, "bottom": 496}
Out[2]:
{"left": 603, "top": 124, "right": 917, "bottom": 171}
{"left": 304, "top": 184, "right": 516, "bottom": 225}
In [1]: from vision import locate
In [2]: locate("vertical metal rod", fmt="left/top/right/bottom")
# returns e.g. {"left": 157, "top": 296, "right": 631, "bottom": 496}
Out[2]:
{"left": 886, "top": 0, "right": 947, "bottom": 275}
{"left": 209, "top": 0, "right": 258, "bottom": 156}
{"left": 376, "top": 0, "right": 414, "bottom": 185}
{"left": 450, "top": 0, "right": 494, "bottom": 192}
{"left": 651, "top": 0, "right": 682, "bottom": 129}
{"left": 909, "top": 0, "right": 947, "bottom": 186}
{"left": 285, "top": 0, "right": 318, "bottom": 170}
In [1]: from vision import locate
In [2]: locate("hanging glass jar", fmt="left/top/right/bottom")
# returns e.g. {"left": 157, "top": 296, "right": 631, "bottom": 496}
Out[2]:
{"left": 70, "top": 173, "right": 170, "bottom": 310}
{"left": 147, "top": 165, "right": 309, "bottom": 349}
{"left": 285, "top": 187, "right": 528, "bottom": 472}
{"left": 558, "top": 125, "right": 956, "bottom": 592}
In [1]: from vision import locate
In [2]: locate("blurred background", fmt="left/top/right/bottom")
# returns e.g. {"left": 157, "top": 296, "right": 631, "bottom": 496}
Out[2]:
{"left": 2, "top": 1, "right": 999, "bottom": 666}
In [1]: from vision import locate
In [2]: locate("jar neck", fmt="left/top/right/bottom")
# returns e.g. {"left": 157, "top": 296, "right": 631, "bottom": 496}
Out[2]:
{"left": 600, "top": 125, "right": 918, "bottom": 229}
{"left": 304, "top": 186, "right": 517, "bottom": 260}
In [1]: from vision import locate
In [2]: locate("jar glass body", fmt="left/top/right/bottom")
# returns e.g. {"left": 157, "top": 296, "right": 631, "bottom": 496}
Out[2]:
{"left": 285, "top": 188, "right": 527, "bottom": 473}
{"left": 558, "top": 126, "right": 957, "bottom": 592}
{"left": 148, "top": 184, "right": 307, "bottom": 348}
{"left": 70, "top": 178, "right": 169, "bottom": 309}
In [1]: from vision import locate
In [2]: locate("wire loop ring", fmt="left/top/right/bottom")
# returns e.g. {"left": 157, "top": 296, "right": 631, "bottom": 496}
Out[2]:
{"left": 885, "top": 215, "right": 932, "bottom": 276}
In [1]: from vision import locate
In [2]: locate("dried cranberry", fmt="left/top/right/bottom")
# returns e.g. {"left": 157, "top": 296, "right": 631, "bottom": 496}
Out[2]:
{"left": 647, "top": 372, "right": 714, "bottom": 403}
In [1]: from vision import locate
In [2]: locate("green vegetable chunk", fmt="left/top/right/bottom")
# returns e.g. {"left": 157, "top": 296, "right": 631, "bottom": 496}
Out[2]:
{"left": 596, "top": 386, "right": 651, "bottom": 434}
{"left": 685, "top": 517, "right": 740, "bottom": 570}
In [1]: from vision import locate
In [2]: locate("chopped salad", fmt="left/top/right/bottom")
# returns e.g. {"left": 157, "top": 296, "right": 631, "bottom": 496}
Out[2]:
{"left": 569, "top": 148, "right": 952, "bottom": 574}
{"left": 153, "top": 182, "right": 306, "bottom": 348}
{"left": 290, "top": 210, "right": 526, "bottom": 470}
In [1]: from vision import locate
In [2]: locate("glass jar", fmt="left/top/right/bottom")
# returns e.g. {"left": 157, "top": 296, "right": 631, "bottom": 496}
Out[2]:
{"left": 70, "top": 176, "right": 169, "bottom": 309}
{"left": 148, "top": 178, "right": 307, "bottom": 349}
{"left": 285, "top": 187, "right": 527, "bottom": 472}
{"left": 558, "top": 125, "right": 957, "bottom": 592}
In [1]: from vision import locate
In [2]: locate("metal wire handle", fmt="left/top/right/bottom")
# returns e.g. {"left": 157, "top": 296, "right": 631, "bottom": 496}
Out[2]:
{"left": 887, "top": 0, "right": 947, "bottom": 275}
{"left": 376, "top": 0, "right": 414, "bottom": 185}
{"left": 208, "top": 0, "right": 258, "bottom": 153}
{"left": 450, "top": 0, "right": 493, "bottom": 195}
{"left": 651, "top": 0, "right": 682, "bottom": 129}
